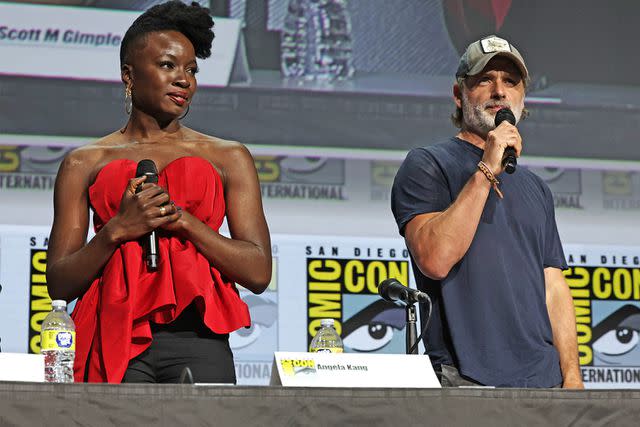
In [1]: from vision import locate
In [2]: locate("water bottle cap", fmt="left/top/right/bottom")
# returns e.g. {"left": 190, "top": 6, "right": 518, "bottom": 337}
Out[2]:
{"left": 320, "top": 318, "right": 335, "bottom": 327}
{"left": 51, "top": 300, "right": 67, "bottom": 309}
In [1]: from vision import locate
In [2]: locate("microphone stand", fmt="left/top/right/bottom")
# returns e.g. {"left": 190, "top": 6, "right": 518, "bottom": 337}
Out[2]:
{"left": 377, "top": 279, "right": 431, "bottom": 355}
{"left": 405, "top": 303, "right": 418, "bottom": 355}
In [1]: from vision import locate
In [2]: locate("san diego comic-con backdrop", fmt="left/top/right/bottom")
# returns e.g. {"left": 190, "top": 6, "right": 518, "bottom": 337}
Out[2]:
{"left": 0, "top": 226, "right": 413, "bottom": 385}
{"left": 2, "top": 224, "right": 640, "bottom": 388}
{"left": 1, "top": 138, "right": 640, "bottom": 388}
{"left": 1, "top": 2, "right": 640, "bottom": 388}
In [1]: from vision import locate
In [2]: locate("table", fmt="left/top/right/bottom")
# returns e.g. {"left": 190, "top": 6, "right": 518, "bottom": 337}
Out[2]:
{"left": 1, "top": 382, "right": 639, "bottom": 426}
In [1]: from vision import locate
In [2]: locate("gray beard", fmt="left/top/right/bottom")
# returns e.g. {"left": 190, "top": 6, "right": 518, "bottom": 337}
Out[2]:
{"left": 461, "top": 92, "right": 523, "bottom": 137}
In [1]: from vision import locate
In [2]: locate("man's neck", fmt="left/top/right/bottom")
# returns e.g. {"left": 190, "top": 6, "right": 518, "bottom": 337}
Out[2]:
{"left": 456, "top": 129, "right": 487, "bottom": 150}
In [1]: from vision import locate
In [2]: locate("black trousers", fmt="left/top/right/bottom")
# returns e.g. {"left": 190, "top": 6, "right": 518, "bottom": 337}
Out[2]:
{"left": 122, "top": 305, "right": 236, "bottom": 384}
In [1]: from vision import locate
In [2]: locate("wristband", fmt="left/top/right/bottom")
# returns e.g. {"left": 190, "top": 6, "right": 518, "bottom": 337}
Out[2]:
{"left": 477, "top": 161, "right": 504, "bottom": 199}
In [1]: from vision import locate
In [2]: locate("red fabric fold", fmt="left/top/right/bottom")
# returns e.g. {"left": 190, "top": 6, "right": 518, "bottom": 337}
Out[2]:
{"left": 72, "top": 156, "right": 250, "bottom": 383}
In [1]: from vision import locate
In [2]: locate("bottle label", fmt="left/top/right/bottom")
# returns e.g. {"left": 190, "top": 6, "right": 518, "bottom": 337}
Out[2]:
{"left": 41, "top": 330, "right": 75, "bottom": 351}
{"left": 310, "top": 347, "right": 344, "bottom": 354}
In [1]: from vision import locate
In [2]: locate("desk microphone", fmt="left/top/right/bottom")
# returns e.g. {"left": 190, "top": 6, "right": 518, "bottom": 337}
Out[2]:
{"left": 378, "top": 279, "right": 430, "bottom": 304}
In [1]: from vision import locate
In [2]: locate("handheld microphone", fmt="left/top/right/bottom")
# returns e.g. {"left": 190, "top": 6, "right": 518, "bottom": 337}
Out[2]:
{"left": 495, "top": 108, "right": 517, "bottom": 174}
{"left": 378, "top": 279, "right": 431, "bottom": 304}
{"left": 135, "top": 159, "right": 159, "bottom": 270}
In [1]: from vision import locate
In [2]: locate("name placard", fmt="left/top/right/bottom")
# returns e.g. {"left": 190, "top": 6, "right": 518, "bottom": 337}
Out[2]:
{"left": 270, "top": 351, "right": 440, "bottom": 388}
{"left": 0, "top": 353, "right": 44, "bottom": 382}
{"left": 0, "top": 3, "right": 246, "bottom": 86}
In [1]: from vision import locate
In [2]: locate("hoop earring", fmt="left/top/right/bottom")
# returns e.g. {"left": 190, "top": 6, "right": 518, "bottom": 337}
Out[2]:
{"left": 179, "top": 104, "right": 190, "bottom": 120}
{"left": 124, "top": 86, "right": 132, "bottom": 115}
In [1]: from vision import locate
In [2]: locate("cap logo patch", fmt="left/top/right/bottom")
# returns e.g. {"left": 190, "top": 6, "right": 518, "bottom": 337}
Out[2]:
{"left": 481, "top": 37, "right": 511, "bottom": 54}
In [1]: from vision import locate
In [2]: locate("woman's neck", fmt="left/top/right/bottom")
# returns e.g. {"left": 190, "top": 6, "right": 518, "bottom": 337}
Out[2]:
{"left": 121, "top": 110, "right": 183, "bottom": 142}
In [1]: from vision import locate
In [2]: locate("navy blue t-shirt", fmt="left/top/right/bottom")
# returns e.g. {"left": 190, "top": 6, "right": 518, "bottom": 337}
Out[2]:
{"left": 391, "top": 137, "right": 567, "bottom": 387}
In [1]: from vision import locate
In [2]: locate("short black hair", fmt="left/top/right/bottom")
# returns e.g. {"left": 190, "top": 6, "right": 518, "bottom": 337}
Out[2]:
{"left": 120, "top": 1, "right": 214, "bottom": 66}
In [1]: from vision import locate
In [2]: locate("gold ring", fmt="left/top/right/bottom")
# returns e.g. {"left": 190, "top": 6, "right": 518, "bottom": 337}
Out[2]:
{"left": 159, "top": 206, "right": 167, "bottom": 216}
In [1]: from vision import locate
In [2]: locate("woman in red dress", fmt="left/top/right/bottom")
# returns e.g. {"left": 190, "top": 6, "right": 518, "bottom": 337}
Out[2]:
{"left": 46, "top": 1, "right": 271, "bottom": 383}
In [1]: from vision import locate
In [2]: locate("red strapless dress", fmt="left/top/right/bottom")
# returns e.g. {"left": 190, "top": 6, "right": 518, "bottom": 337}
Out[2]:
{"left": 71, "top": 156, "right": 251, "bottom": 383}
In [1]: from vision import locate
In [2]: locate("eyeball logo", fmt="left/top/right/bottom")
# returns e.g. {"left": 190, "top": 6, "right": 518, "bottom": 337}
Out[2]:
{"left": 56, "top": 332, "right": 73, "bottom": 348}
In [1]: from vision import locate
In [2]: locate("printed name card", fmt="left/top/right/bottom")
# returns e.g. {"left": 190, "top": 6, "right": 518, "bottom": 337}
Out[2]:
{"left": 0, "top": 353, "right": 44, "bottom": 382}
{"left": 0, "top": 3, "right": 247, "bottom": 86}
{"left": 270, "top": 351, "right": 440, "bottom": 388}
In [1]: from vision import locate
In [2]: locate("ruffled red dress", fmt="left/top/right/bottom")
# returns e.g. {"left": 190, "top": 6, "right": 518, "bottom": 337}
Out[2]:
{"left": 71, "top": 156, "right": 251, "bottom": 383}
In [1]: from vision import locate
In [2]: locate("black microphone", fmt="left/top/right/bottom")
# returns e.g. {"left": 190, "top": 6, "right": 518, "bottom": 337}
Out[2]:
{"left": 135, "top": 159, "right": 159, "bottom": 270}
{"left": 378, "top": 279, "right": 430, "bottom": 304}
{"left": 495, "top": 107, "right": 517, "bottom": 174}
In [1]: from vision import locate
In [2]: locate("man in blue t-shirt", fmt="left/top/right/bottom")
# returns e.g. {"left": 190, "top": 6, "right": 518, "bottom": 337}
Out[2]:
{"left": 391, "top": 35, "right": 583, "bottom": 388}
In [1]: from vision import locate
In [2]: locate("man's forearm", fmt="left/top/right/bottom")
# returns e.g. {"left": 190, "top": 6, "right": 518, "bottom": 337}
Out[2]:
{"left": 407, "top": 170, "right": 492, "bottom": 279}
{"left": 545, "top": 268, "right": 584, "bottom": 388}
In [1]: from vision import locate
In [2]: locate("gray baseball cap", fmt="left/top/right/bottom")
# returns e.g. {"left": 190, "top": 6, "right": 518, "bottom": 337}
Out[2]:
{"left": 456, "top": 35, "right": 529, "bottom": 86}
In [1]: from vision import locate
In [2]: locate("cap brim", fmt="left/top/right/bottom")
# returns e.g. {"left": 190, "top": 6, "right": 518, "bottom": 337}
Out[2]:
{"left": 466, "top": 51, "right": 530, "bottom": 85}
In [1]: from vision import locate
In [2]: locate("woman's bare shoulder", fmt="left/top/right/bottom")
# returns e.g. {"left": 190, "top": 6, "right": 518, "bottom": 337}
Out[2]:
{"left": 180, "top": 129, "right": 254, "bottom": 185}
{"left": 59, "top": 132, "right": 126, "bottom": 176}
{"left": 182, "top": 128, "right": 250, "bottom": 159}
{"left": 182, "top": 128, "right": 241, "bottom": 147}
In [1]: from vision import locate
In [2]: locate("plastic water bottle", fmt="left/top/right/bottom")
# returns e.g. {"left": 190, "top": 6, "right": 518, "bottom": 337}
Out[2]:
{"left": 41, "top": 300, "right": 75, "bottom": 383}
{"left": 309, "top": 318, "right": 343, "bottom": 353}
{"left": 281, "top": 0, "right": 355, "bottom": 81}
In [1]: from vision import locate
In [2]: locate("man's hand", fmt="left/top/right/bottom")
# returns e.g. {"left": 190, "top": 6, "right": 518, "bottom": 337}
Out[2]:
{"left": 482, "top": 121, "right": 522, "bottom": 176}
{"left": 562, "top": 376, "right": 585, "bottom": 389}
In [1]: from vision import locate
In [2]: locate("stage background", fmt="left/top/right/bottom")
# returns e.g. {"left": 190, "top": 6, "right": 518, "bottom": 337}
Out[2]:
{"left": 0, "top": 1, "right": 639, "bottom": 387}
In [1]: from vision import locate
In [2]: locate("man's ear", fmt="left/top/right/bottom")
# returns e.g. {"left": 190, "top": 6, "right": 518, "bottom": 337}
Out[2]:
{"left": 121, "top": 64, "right": 132, "bottom": 87}
{"left": 453, "top": 83, "right": 462, "bottom": 109}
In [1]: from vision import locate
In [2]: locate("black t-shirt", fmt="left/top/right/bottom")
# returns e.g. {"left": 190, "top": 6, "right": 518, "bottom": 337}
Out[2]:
{"left": 391, "top": 137, "right": 567, "bottom": 387}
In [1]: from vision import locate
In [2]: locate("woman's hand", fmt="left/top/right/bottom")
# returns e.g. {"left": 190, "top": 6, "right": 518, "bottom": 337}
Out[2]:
{"left": 108, "top": 176, "right": 181, "bottom": 243}
{"left": 158, "top": 202, "right": 188, "bottom": 234}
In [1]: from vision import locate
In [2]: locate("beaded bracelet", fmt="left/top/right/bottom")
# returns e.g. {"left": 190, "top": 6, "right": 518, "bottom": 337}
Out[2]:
{"left": 477, "top": 161, "right": 504, "bottom": 199}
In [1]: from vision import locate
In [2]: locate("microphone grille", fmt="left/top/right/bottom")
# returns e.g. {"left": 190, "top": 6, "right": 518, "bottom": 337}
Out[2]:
{"left": 494, "top": 108, "right": 516, "bottom": 126}
{"left": 135, "top": 159, "right": 159, "bottom": 184}
{"left": 377, "top": 279, "right": 397, "bottom": 302}
{"left": 135, "top": 159, "right": 158, "bottom": 176}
